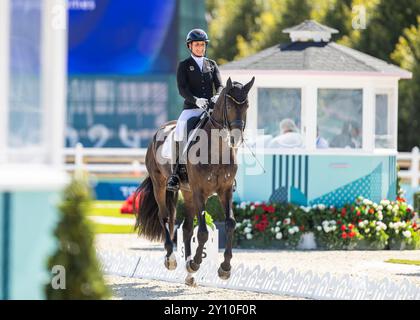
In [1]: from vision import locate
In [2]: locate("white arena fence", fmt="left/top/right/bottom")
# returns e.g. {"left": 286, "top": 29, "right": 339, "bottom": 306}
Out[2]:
{"left": 64, "top": 144, "right": 420, "bottom": 188}
{"left": 97, "top": 250, "right": 420, "bottom": 300}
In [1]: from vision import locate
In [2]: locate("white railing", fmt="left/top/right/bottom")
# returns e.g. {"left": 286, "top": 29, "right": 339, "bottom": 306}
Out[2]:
{"left": 64, "top": 143, "right": 420, "bottom": 187}
{"left": 64, "top": 143, "right": 148, "bottom": 175}
{"left": 397, "top": 147, "right": 420, "bottom": 188}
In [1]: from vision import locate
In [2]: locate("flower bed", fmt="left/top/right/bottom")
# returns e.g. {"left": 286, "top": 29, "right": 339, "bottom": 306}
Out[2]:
{"left": 233, "top": 196, "right": 420, "bottom": 250}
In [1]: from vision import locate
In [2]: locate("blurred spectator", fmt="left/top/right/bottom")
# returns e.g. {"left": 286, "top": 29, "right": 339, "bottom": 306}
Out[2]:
{"left": 316, "top": 127, "right": 329, "bottom": 149}
{"left": 330, "top": 121, "right": 361, "bottom": 148}
{"left": 268, "top": 118, "right": 304, "bottom": 148}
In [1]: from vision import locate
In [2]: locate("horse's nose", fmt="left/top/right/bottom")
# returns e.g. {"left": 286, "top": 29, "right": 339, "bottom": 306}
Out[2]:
{"left": 229, "top": 127, "right": 244, "bottom": 148}
{"left": 230, "top": 120, "right": 245, "bottom": 131}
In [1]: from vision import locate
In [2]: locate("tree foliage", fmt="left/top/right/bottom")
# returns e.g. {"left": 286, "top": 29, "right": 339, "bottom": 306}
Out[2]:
{"left": 206, "top": 0, "right": 420, "bottom": 150}
{"left": 45, "top": 175, "right": 110, "bottom": 299}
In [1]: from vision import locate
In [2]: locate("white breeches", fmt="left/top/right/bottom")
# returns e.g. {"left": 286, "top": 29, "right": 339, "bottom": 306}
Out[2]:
{"left": 174, "top": 108, "right": 204, "bottom": 141}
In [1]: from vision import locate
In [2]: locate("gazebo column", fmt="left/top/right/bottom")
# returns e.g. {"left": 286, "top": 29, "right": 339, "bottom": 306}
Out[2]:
{"left": 393, "top": 83, "right": 399, "bottom": 150}
{"left": 363, "top": 84, "right": 375, "bottom": 152}
{"left": 303, "top": 85, "right": 317, "bottom": 151}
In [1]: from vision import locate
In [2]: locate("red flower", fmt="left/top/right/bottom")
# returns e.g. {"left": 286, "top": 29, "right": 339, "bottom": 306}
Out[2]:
{"left": 261, "top": 214, "right": 268, "bottom": 221}
{"left": 121, "top": 192, "right": 141, "bottom": 214}
{"left": 341, "top": 208, "right": 347, "bottom": 217}
{"left": 265, "top": 205, "right": 275, "bottom": 213}
{"left": 341, "top": 225, "right": 347, "bottom": 231}
{"left": 348, "top": 224, "right": 354, "bottom": 230}
{"left": 358, "top": 219, "right": 363, "bottom": 223}
{"left": 356, "top": 211, "right": 361, "bottom": 216}
{"left": 337, "top": 220, "right": 342, "bottom": 225}
{"left": 254, "top": 215, "right": 260, "bottom": 222}
{"left": 407, "top": 208, "right": 411, "bottom": 213}
{"left": 348, "top": 231, "right": 356, "bottom": 238}
{"left": 412, "top": 223, "right": 417, "bottom": 230}
{"left": 255, "top": 220, "right": 269, "bottom": 232}
{"left": 341, "top": 232, "right": 347, "bottom": 239}
{"left": 120, "top": 204, "right": 133, "bottom": 214}
{"left": 369, "top": 208, "right": 375, "bottom": 214}
{"left": 299, "top": 225, "right": 305, "bottom": 232}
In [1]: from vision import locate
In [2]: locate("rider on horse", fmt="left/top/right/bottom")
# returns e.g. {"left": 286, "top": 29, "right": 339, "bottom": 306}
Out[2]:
{"left": 166, "top": 28, "right": 223, "bottom": 192}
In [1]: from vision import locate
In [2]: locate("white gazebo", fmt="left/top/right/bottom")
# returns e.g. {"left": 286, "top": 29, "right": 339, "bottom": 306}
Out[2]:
{"left": 220, "top": 20, "right": 412, "bottom": 207}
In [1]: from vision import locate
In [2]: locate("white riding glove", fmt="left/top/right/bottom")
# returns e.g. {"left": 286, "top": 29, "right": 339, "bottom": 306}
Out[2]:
{"left": 210, "top": 95, "right": 219, "bottom": 104}
{"left": 195, "top": 98, "right": 208, "bottom": 109}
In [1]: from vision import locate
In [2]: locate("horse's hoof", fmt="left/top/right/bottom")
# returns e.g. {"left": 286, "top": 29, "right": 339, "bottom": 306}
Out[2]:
{"left": 218, "top": 266, "right": 231, "bottom": 280}
{"left": 185, "top": 275, "right": 198, "bottom": 287}
{"left": 186, "top": 259, "right": 200, "bottom": 273}
{"left": 164, "top": 253, "right": 177, "bottom": 270}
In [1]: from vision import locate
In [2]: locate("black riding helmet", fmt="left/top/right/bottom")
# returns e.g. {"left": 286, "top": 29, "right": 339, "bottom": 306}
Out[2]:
{"left": 185, "top": 28, "right": 209, "bottom": 49}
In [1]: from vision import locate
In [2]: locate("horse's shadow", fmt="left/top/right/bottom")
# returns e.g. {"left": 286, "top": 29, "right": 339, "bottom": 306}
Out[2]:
{"left": 395, "top": 272, "right": 420, "bottom": 277}
{"left": 128, "top": 247, "right": 163, "bottom": 252}
{"left": 108, "top": 280, "right": 213, "bottom": 300}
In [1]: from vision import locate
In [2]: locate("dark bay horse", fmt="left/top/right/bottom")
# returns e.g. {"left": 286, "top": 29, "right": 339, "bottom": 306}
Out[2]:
{"left": 134, "top": 77, "right": 255, "bottom": 286}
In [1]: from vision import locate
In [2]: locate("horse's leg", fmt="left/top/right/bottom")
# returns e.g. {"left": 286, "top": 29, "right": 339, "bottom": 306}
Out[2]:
{"left": 217, "top": 187, "right": 235, "bottom": 280}
{"left": 180, "top": 191, "right": 198, "bottom": 286}
{"left": 151, "top": 174, "right": 177, "bottom": 270}
{"left": 187, "top": 192, "right": 208, "bottom": 273}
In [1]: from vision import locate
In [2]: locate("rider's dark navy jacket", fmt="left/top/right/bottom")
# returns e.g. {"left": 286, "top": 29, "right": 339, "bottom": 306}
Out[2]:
{"left": 177, "top": 56, "right": 223, "bottom": 109}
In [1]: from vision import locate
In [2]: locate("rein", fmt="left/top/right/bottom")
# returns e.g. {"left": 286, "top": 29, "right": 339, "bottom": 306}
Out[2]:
{"left": 207, "top": 93, "right": 247, "bottom": 131}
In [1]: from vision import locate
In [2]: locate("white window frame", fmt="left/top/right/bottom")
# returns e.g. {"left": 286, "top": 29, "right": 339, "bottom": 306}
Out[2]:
{"left": 221, "top": 72, "right": 399, "bottom": 156}
{"left": 256, "top": 86, "right": 304, "bottom": 138}
{"left": 374, "top": 88, "right": 396, "bottom": 151}
{"left": 315, "top": 87, "right": 366, "bottom": 153}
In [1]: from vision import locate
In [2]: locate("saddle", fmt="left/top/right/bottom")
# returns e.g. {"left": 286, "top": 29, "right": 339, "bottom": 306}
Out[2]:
{"left": 177, "top": 114, "right": 209, "bottom": 185}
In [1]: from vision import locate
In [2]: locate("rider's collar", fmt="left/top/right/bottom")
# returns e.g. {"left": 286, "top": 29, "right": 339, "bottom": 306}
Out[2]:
{"left": 191, "top": 54, "right": 204, "bottom": 63}
{"left": 191, "top": 54, "right": 204, "bottom": 71}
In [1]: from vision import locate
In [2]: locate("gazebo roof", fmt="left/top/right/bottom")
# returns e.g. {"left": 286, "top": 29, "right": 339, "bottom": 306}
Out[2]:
{"left": 221, "top": 20, "right": 411, "bottom": 78}
{"left": 282, "top": 20, "right": 339, "bottom": 33}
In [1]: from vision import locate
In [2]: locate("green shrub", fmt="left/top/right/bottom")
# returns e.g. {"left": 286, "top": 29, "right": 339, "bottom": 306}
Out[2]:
{"left": 176, "top": 194, "right": 225, "bottom": 223}
{"left": 414, "top": 192, "right": 420, "bottom": 213}
{"left": 233, "top": 196, "right": 420, "bottom": 250}
{"left": 45, "top": 174, "right": 110, "bottom": 299}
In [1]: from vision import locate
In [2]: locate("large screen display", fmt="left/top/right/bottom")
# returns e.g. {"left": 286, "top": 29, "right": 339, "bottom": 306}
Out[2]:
{"left": 66, "top": 1, "right": 178, "bottom": 148}
{"left": 68, "top": 0, "right": 178, "bottom": 75}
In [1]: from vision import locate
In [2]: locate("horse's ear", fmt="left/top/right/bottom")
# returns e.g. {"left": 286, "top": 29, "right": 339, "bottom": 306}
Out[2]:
{"left": 226, "top": 77, "right": 233, "bottom": 91}
{"left": 243, "top": 76, "right": 255, "bottom": 94}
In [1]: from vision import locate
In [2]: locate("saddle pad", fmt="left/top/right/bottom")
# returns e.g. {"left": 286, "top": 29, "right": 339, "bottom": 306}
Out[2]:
{"left": 161, "top": 128, "right": 175, "bottom": 159}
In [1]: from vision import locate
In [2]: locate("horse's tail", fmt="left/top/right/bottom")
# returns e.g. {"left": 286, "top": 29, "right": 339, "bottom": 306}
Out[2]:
{"left": 134, "top": 176, "right": 165, "bottom": 241}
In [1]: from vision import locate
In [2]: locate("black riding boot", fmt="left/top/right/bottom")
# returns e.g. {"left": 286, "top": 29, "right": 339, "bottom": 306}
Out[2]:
{"left": 166, "top": 141, "right": 180, "bottom": 192}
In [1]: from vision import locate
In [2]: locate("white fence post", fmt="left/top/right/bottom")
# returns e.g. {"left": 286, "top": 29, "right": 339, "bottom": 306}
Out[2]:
{"left": 396, "top": 146, "right": 420, "bottom": 189}
{"left": 75, "top": 143, "right": 84, "bottom": 172}
{"left": 132, "top": 160, "right": 141, "bottom": 177}
{"left": 411, "top": 147, "right": 419, "bottom": 188}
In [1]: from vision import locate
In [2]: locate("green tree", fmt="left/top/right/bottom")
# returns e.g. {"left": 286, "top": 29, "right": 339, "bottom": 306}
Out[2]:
{"left": 321, "top": 0, "right": 353, "bottom": 38}
{"left": 355, "top": 0, "right": 420, "bottom": 62}
{"left": 45, "top": 175, "right": 110, "bottom": 299}
{"left": 207, "top": 0, "right": 263, "bottom": 64}
{"left": 392, "top": 18, "right": 420, "bottom": 151}
{"left": 236, "top": 0, "right": 312, "bottom": 59}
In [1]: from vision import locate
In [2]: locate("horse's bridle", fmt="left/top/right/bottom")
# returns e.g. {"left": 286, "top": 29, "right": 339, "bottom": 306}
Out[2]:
{"left": 207, "top": 91, "right": 248, "bottom": 147}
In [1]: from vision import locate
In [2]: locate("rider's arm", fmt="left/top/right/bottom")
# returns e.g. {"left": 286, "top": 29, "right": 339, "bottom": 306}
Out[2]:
{"left": 176, "top": 61, "right": 198, "bottom": 105}
{"left": 211, "top": 61, "right": 223, "bottom": 95}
